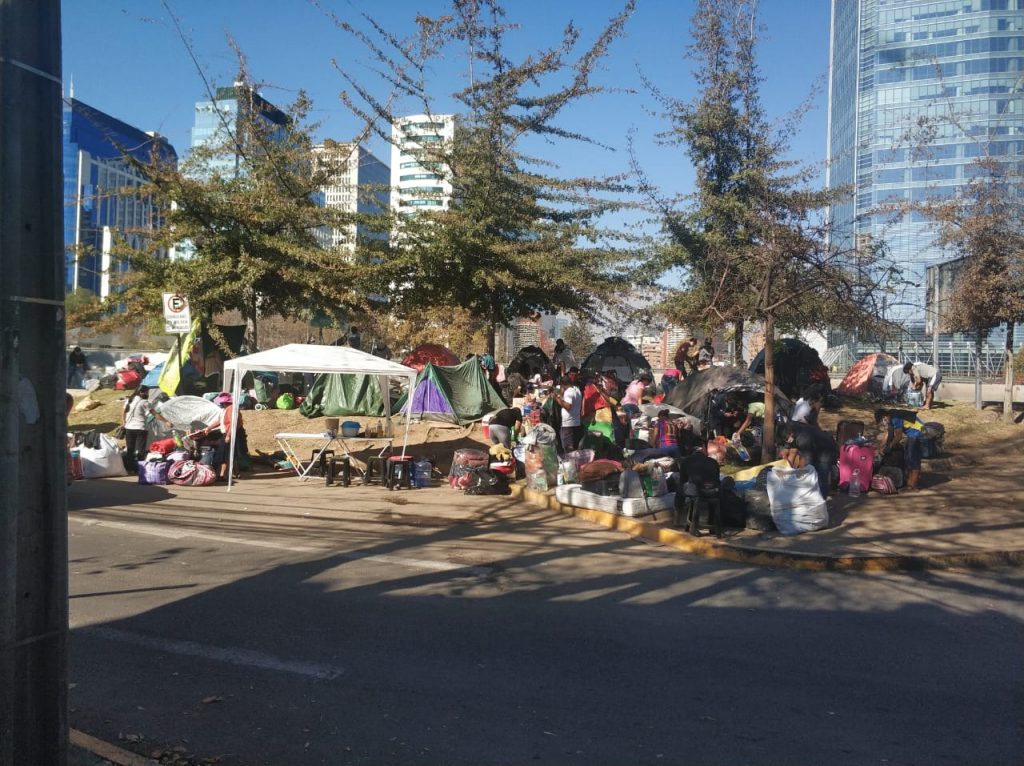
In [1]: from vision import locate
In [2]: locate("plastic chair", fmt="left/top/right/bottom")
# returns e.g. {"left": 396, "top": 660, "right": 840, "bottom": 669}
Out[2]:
{"left": 676, "top": 480, "right": 722, "bottom": 537}
{"left": 363, "top": 456, "right": 386, "bottom": 486}
{"left": 386, "top": 456, "right": 413, "bottom": 490}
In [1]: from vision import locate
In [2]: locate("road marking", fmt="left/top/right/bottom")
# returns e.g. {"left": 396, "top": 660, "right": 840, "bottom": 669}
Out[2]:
{"left": 79, "top": 626, "right": 345, "bottom": 680}
{"left": 69, "top": 516, "right": 490, "bottom": 575}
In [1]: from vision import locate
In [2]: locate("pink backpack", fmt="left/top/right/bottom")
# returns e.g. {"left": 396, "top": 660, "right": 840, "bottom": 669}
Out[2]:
{"left": 870, "top": 474, "right": 897, "bottom": 495}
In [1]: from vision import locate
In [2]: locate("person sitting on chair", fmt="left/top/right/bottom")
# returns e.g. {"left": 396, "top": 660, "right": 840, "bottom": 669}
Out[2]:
{"left": 673, "top": 447, "right": 722, "bottom": 536}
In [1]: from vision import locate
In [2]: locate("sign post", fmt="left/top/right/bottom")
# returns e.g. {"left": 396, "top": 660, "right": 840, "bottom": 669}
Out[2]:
{"left": 163, "top": 293, "right": 191, "bottom": 395}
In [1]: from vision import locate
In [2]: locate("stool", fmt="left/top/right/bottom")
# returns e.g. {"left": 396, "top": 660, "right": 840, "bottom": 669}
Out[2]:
{"left": 363, "top": 456, "right": 386, "bottom": 486}
{"left": 674, "top": 481, "right": 722, "bottom": 537}
{"left": 386, "top": 456, "right": 413, "bottom": 490}
{"left": 325, "top": 456, "right": 351, "bottom": 487}
{"left": 309, "top": 449, "right": 334, "bottom": 477}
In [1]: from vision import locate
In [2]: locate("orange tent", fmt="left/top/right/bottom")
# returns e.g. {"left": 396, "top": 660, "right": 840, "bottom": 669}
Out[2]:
{"left": 836, "top": 352, "right": 898, "bottom": 397}
{"left": 401, "top": 343, "right": 460, "bottom": 372}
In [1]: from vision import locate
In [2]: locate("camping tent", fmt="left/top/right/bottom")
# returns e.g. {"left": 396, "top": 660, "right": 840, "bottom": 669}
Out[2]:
{"left": 299, "top": 372, "right": 387, "bottom": 417}
{"left": 401, "top": 343, "right": 460, "bottom": 372}
{"left": 222, "top": 344, "right": 418, "bottom": 491}
{"left": 581, "top": 336, "right": 653, "bottom": 382}
{"left": 506, "top": 346, "right": 556, "bottom": 380}
{"left": 396, "top": 357, "right": 505, "bottom": 424}
{"left": 836, "top": 352, "right": 899, "bottom": 397}
{"left": 748, "top": 338, "right": 831, "bottom": 398}
{"left": 665, "top": 366, "right": 793, "bottom": 434}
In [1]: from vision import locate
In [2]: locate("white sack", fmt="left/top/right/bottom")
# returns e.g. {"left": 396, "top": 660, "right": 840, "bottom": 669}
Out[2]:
{"left": 766, "top": 464, "right": 829, "bottom": 535}
{"left": 80, "top": 434, "right": 128, "bottom": 479}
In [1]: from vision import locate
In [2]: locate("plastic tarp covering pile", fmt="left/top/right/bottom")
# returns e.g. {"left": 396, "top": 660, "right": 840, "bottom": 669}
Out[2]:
{"left": 396, "top": 357, "right": 504, "bottom": 425}
{"left": 836, "top": 353, "right": 899, "bottom": 397}
{"left": 766, "top": 465, "right": 829, "bottom": 535}
{"left": 153, "top": 395, "right": 223, "bottom": 432}
{"left": 665, "top": 366, "right": 793, "bottom": 423}
{"left": 300, "top": 372, "right": 387, "bottom": 417}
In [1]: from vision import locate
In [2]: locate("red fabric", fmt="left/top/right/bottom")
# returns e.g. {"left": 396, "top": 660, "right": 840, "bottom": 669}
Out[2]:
{"left": 401, "top": 344, "right": 460, "bottom": 372}
{"left": 149, "top": 438, "right": 177, "bottom": 455}
{"left": 582, "top": 383, "right": 608, "bottom": 419}
{"left": 115, "top": 370, "right": 142, "bottom": 390}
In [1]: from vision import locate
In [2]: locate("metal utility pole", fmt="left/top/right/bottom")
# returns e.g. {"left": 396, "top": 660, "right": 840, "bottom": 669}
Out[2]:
{"left": 0, "top": 1, "right": 67, "bottom": 764}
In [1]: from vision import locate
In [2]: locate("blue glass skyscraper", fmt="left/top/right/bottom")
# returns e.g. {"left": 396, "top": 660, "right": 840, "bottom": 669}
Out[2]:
{"left": 63, "top": 98, "right": 177, "bottom": 298}
{"left": 827, "top": 0, "right": 1023, "bottom": 365}
{"left": 189, "top": 84, "right": 289, "bottom": 178}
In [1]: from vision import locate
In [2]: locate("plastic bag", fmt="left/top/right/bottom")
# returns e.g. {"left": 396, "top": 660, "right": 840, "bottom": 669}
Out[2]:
{"left": 766, "top": 465, "right": 828, "bottom": 535}
{"left": 79, "top": 434, "right": 128, "bottom": 479}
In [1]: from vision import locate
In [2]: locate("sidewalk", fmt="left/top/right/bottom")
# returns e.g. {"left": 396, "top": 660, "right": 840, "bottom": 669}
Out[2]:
{"left": 511, "top": 452, "right": 1024, "bottom": 571}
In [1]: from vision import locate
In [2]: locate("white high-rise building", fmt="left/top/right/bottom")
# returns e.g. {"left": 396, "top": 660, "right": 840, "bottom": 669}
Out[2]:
{"left": 313, "top": 141, "right": 390, "bottom": 252}
{"left": 389, "top": 114, "right": 455, "bottom": 215}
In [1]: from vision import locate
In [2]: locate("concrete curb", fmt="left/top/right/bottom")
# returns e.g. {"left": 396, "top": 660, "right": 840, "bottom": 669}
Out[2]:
{"left": 508, "top": 484, "right": 1024, "bottom": 572}
{"left": 70, "top": 729, "right": 157, "bottom": 766}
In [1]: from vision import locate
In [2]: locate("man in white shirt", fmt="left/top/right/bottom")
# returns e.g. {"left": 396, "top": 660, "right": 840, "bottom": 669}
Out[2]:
{"left": 882, "top": 363, "right": 909, "bottom": 401}
{"left": 552, "top": 339, "right": 577, "bottom": 377}
{"left": 904, "top": 361, "right": 941, "bottom": 410}
{"left": 551, "top": 375, "right": 583, "bottom": 452}
{"left": 791, "top": 385, "right": 825, "bottom": 426}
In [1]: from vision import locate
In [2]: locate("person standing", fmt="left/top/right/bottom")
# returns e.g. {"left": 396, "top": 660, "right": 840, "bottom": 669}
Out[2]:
{"left": 347, "top": 326, "right": 362, "bottom": 350}
{"left": 552, "top": 338, "right": 577, "bottom": 377}
{"left": 68, "top": 346, "right": 88, "bottom": 387}
{"left": 791, "top": 385, "right": 825, "bottom": 427}
{"left": 673, "top": 338, "right": 693, "bottom": 378}
{"left": 620, "top": 371, "right": 651, "bottom": 418}
{"left": 488, "top": 407, "right": 522, "bottom": 449}
{"left": 875, "top": 408, "right": 926, "bottom": 491}
{"left": 698, "top": 338, "right": 715, "bottom": 367}
{"left": 550, "top": 375, "right": 583, "bottom": 453}
{"left": 903, "top": 361, "right": 941, "bottom": 409}
{"left": 121, "top": 385, "right": 152, "bottom": 471}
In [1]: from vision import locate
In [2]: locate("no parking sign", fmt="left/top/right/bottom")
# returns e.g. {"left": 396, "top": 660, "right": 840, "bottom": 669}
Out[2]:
{"left": 162, "top": 293, "right": 191, "bottom": 334}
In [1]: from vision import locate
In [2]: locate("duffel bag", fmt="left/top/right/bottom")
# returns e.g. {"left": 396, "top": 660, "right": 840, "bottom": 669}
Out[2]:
{"left": 138, "top": 460, "right": 169, "bottom": 485}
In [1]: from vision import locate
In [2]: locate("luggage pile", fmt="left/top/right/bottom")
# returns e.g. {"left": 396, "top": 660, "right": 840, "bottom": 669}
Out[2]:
{"left": 138, "top": 433, "right": 217, "bottom": 487}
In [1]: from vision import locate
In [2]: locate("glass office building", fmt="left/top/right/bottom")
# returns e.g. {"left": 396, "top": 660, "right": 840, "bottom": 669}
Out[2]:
{"left": 63, "top": 99, "right": 177, "bottom": 298}
{"left": 189, "top": 84, "right": 289, "bottom": 178}
{"left": 827, "top": 0, "right": 1023, "bottom": 369}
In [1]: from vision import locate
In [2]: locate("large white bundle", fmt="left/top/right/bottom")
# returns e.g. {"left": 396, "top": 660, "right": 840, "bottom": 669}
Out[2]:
{"left": 766, "top": 465, "right": 829, "bottom": 535}
{"left": 79, "top": 434, "right": 128, "bottom": 479}
{"left": 154, "top": 395, "right": 222, "bottom": 431}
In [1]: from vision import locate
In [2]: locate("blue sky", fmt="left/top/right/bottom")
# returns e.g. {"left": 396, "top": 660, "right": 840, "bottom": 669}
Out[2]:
{"left": 63, "top": 0, "right": 834, "bottom": 202}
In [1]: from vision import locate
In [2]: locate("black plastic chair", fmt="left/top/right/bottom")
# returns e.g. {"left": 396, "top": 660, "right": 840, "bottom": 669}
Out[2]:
{"left": 677, "top": 480, "right": 722, "bottom": 537}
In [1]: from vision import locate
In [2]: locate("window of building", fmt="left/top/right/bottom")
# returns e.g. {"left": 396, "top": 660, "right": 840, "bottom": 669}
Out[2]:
{"left": 876, "top": 168, "right": 906, "bottom": 183}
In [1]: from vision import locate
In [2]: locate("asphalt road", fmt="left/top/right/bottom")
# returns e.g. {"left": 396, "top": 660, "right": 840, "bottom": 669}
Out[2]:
{"left": 68, "top": 502, "right": 1024, "bottom": 766}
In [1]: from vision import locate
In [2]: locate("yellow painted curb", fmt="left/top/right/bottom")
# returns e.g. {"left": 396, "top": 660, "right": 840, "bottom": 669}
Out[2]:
{"left": 70, "top": 728, "right": 157, "bottom": 766}
{"left": 508, "top": 484, "right": 1024, "bottom": 572}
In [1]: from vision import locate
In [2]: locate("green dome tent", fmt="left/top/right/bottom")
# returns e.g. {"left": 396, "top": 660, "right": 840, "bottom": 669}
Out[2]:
{"left": 395, "top": 357, "right": 504, "bottom": 425}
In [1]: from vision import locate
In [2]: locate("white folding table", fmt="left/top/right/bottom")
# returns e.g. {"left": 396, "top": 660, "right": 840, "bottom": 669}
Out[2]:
{"left": 275, "top": 432, "right": 395, "bottom": 481}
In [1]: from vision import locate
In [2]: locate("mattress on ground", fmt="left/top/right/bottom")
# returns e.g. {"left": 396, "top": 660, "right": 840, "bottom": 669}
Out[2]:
{"left": 554, "top": 484, "right": 675, "bottom": 517}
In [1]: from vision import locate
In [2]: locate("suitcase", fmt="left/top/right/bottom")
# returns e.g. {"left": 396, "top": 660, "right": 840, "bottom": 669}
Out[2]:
{"left": 835, "top": 419, "right": 865, "bottom": 446}
{"left": 838, "top": 443, "right": 874, "bottom": 491}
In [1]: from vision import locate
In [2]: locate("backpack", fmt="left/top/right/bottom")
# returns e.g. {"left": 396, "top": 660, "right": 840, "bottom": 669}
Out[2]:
{"left": 870, "top": 474, "right": 898, "bottom": 495}
{"left": 464, "top": 466, "right": 511, "bottom": 496}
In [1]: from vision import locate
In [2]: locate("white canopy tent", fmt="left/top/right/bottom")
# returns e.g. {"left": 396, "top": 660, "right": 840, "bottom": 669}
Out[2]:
{"left": 222, "top": 344, "right": 418, "bottom": 491}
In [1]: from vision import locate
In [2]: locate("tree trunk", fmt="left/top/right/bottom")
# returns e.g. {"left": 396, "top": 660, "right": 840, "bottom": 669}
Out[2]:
{"left": 487, "top": 305, "right": 498, "bottom": 358}
{"left": 1004, "top": 321, "right": 1015, "bottom": 422}
{"left": 243, "top": 289, "right": 259, "bottom": 353}
{"left": 761, "top": 314, "right": 776, "bottom": 465}
{"left": 732, "top": 318, "right": 744, "bottom": 366}
{"left": 974, "top": 328, "right": 983, "bottom": 410}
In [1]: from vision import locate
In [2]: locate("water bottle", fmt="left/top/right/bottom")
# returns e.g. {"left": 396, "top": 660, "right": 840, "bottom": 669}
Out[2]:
{"left": 849, "top": 468, "right": 861, "bottom": 497}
